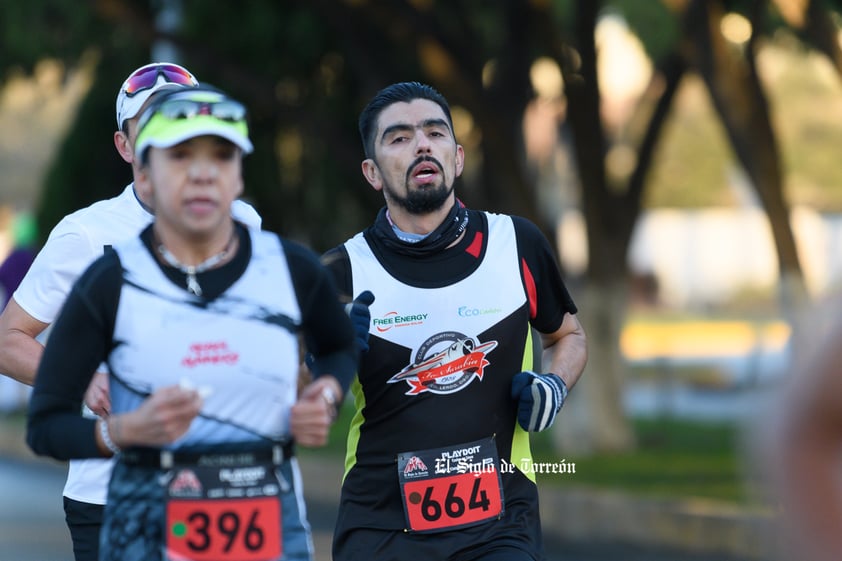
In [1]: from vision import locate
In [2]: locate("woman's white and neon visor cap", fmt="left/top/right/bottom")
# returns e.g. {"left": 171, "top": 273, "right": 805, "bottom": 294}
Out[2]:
{"left": 134, "top": 88, "right": 254, "bottom": 161}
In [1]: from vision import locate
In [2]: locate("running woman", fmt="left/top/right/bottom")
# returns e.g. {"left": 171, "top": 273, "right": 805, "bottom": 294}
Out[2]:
{"left": 0, "top": 62, "right": 264, "bottom": 561}
{"left": 26, "top": 85, "right": 356, "bottom": 561}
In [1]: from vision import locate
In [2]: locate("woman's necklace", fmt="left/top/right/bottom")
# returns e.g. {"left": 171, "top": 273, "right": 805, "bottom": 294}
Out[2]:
{"left": 156, "top": 228, "right": 237, "bottom": 297}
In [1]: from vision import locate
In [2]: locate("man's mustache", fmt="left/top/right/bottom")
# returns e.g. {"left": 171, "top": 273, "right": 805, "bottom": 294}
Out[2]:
{"left": 406, "top": 156, "right": 444, "bottom": 183}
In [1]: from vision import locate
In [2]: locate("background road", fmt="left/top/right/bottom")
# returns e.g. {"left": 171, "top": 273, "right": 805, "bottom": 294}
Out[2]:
{"left": 0, "top": 455, "right": 72, "bottom": 561}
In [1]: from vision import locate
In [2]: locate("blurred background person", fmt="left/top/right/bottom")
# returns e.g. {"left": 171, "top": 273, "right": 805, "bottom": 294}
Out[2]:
{"left": 765, "top": 311, "right": 842, "bottom": 561}
{"left": 0, "top": 211, "right": 37, "bottom": 413}
{"left": 0, "top": 211, "right": 37, "bottom": 307}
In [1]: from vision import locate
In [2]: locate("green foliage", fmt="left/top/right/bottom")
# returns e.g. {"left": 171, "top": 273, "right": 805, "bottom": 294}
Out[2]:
{"left": 37, "top": 50, "right": 149, "bottom": 244}
{"left": 170, "top": 2, "right": 392, "bottom": 248}
{"left": 645, "top": 76, "right": 738, "bottom": 208}
{"left": 309, "top": 403, "right": 749, "bottom": 504}
{"left": 607, "top": 0, "right": 679, "bottom": 60}
{"left": 8, "top": 1, "right": 842, "bottom": 256}
{"left": 532, "top": 417, "right": 749, "bottom": 503}
{"left": 1, "top": 2, "right": 88, "bottom": 72}
{"left": 0, "top": 1, "right": 153, "bottom": 79}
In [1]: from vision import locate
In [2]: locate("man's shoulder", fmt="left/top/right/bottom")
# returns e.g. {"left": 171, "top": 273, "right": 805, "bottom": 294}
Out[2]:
{"left": 322, "top": 235, "right": 361, "bottom": 264}
{"left": 58, "top": 186, "right": 143, "bottom": 226}
{"left": 335, "top": 230, "right": 367, "bottom": 250}
{"left": 481, "top": 211, "right": 540, "bottom": 237}
{"left": 53, "top": 186, "right": 149, "bottom": 243}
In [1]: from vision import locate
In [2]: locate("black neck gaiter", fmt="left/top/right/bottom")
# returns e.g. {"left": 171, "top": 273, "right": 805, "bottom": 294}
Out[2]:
{"left": 370, "top": 200, "right": 469, "bottom": 257}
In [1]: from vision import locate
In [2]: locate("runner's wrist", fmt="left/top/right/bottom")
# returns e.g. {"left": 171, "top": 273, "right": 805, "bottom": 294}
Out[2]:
{"left": 97, "top": 417, "right": 121, "bottom": 456}
{"left": 320, "top": 378, "right": 341, "bottom": 419}
{"left": 318, "top": 376, "right": 343, "bottom": 416}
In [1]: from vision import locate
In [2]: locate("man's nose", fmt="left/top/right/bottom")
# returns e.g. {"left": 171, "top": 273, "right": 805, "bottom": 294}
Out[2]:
{"left": 414, "top": 130, "right": 433, "bottom": 154}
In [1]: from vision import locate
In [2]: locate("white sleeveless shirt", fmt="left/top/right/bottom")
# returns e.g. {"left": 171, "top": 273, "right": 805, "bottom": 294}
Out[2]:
{"left": 109, "top": 229, "right": 300, "bottom": 445}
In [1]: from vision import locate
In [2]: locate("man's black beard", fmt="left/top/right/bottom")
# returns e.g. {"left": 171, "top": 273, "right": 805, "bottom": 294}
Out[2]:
{"left": 385, "top": 179, "right": 454, "bottom": 215}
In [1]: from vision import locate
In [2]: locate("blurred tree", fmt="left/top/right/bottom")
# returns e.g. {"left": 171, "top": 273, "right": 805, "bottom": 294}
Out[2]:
{"left": 529, "top": 0, "right": 822, "bottom": 453}
{"left": 681, "top": 0, "right": 809, "bottom": 322}
{"left": 0, "top": 1, "right": 156, "bottom": 238}
{"left": 526, "top": 0, "right": 687, "bottom": 453}
{"left": 773, "top": 0, "right": 842, "bottom": 74}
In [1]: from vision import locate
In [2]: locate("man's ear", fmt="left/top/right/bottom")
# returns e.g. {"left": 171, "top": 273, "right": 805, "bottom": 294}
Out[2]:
{"left": 361, "top": 159, "right": 383, "bottom": 192}
{"left": 113, "top": 130, "right": 134, "bottom": 164}
{"left": 455, "top": 144, "right": 465, "bottom": 178}
{"left": 134, "top": 164, "right": 153, "bottom": 208}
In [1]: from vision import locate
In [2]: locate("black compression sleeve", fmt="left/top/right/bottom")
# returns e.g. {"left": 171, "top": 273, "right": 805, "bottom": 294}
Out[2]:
{"left": 284, "top": 239, "right": 357, "bottom": 393}
{"left": 26, "top": 252, "right": 122, "bottom": 460}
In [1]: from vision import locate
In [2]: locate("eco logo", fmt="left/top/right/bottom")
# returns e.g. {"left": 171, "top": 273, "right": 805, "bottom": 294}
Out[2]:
{"left": 388, "top": 331, "right": 498, "bottom": 395}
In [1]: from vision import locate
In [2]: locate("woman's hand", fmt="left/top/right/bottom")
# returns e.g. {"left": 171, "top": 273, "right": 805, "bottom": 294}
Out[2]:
{"left": 290, "top": 377, "right": 342, "bottom": 447}
{"left": 113, "top": 385, "right": 203, "bottom": 448}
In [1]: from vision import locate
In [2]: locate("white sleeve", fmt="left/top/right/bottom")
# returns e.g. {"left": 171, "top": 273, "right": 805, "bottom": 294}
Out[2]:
{"left": 12, "top": 218, "right": 101, "bottom": 324}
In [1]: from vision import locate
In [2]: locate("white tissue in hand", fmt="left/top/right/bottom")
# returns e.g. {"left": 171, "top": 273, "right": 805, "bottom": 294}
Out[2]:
{"left": 179, "top": 378, "right": 213, "bottom": 399}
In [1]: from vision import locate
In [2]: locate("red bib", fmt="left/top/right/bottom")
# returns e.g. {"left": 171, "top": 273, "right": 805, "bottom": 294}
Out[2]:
{"left": 164, "top": 462, "right": 282, "bottom": 561}
{"left": 397, "top": 436, "right": 504, "bottom": 533}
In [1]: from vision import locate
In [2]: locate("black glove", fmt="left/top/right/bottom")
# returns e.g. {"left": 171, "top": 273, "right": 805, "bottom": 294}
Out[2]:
{"left": 510, "top": 371, "right": 568, "bottom": 432}
{"left": 345, "top": 291, "right": 375, "bottom": 354}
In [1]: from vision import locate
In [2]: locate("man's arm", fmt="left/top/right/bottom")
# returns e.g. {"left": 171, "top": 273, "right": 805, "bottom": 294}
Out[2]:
{"left": 539, "top": 311, "right": 587, "bottom": 390}
{"left": 0, "top": 298, "right": 48, "bottom": 385}
{"left": 510, "top": 312, "right": 587, "bottom": 433}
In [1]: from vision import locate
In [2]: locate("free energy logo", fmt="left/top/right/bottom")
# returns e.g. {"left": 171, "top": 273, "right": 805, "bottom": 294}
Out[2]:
{"left": 374, "top": 311, "right": 428, "bottom": 332}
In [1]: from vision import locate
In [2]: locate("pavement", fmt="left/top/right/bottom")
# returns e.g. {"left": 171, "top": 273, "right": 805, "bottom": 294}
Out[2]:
{"left": 0, "top": 415, "right": 782, "bottom": 561}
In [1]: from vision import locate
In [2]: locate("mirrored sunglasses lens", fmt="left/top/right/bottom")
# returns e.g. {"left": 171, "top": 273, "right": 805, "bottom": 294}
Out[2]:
{"left": 124, "top": 67, "right": 160, "bottom": 94}
{"left": 153, "top": 99, "right": 246, "bottom": 124}
{"left": 209, "top": 101, "right": 246, "bottom": 121}
{"left": 160, "top": 67, "right": 196, "bottom": 86}
{"left": 160, "top": 100, "right": 201, "bottom": 120}
{"left": 124, "top": 65, "right": 196, "bottom": 95}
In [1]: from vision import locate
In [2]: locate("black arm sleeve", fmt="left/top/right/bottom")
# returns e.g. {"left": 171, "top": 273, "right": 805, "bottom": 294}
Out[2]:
{"left": 26, "top": 252, "right": 122, "bottom": 460}
{"left": 512, "top": 216, "right": 578, "bottom": 334}
{"left": 320, "top": 244, "right": 353, "bottom": 300}
{"left": 283, "top": 239, "right": 357, "bottom": 393}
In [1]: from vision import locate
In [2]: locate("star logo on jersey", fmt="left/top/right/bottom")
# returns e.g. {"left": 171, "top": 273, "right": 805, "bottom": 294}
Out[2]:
{"left": 388, "top": 331, "right": 498, "bottom": 395}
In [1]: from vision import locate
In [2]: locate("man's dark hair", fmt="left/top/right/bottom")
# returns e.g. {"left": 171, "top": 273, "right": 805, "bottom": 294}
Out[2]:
{"left": 358, "top": 81, "right": 454, "bottom": 159}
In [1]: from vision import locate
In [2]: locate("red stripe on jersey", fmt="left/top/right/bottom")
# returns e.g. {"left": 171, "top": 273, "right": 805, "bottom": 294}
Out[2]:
{"left": 522, "top": 258, "right": 537, "bottom": 319}
{"left": 465, "top": 231, "right": 483, "bottom": 258}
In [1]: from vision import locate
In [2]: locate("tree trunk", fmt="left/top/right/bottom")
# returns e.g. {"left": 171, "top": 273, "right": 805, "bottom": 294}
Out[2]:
{"left": 548, "top": 0, "right": 637, "bottom": 454}
{"left": 555, "top": 276, "right": 636, "bottom": 454}
{"left": 683, "top": 0, "right": 810, "bottom": 320}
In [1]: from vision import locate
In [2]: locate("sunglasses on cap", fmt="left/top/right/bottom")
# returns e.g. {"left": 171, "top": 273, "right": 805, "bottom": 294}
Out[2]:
{"left": 121, "top": 63, "right": 198, "bottom": 97}
{"left": 137, "top": 97, "right": 248, "bottom": 132}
